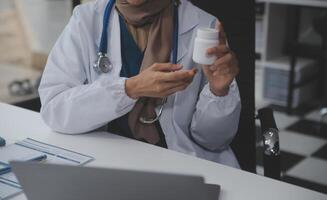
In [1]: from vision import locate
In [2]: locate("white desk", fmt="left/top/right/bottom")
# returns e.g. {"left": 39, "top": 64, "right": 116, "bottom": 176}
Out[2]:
{"left": 0, "top": 103, "right": 326, "bottom": 200}
{"left": 258, "top": 0, "right": 327, "bottom": 8}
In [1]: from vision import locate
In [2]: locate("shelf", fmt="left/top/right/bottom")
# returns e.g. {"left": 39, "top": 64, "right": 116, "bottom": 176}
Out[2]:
{"left": 257, "top": 0, "right": 327, "bottom": 8}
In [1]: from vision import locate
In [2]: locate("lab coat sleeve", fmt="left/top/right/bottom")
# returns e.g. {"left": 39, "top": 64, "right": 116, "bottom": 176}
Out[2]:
{"left": 190, "top": 79, "right": 241, "bottom": 152}
{"left": 39, "top": 7, "right": 136, "bottom": 134}
{"left": 189, "top": 16, "right": 241, "bottom": 152}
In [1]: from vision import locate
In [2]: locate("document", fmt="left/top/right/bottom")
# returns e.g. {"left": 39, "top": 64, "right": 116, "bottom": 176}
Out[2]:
{"left": 0, "top": 172, "right": 19, "bottom": 185}
{"left": 15, "top": 138, "right": 93, "bottom": 165}
{"left": 0, "top": 144, "right": 46, "bottom": 166}
{"left": 0, "top": 178, "right": 22, "bottom": 200}
{"left": 0, "top": 138, "right": 94, "bottom": 199}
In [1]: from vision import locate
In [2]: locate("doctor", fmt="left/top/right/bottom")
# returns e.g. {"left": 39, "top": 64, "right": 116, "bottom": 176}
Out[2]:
{"left": 39, "top": 0, "right": 241, "bottom": 168}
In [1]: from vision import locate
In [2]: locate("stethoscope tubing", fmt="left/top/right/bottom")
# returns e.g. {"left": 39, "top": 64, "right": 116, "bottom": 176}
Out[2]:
{"left": 96, "top": 0, "right": 179, "bottom": 124}
{"left": 99, "top": 0, "right": 116, "bottom": 54}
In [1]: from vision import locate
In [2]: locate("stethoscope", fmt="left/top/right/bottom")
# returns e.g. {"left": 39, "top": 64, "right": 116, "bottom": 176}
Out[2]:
{"left": 94, "top": 0, "right": 179, "bottom": 124}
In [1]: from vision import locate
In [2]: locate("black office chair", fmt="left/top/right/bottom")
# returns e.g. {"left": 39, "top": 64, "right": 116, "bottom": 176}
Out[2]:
{"left": 13, "top": 98, "right": 41, "bottom": 112}
{"left": 191, "top": 0, "right": 281, "bottom": 179}
{"left": 313, "top": 14, "right": 327, "bottom": 129}
{"left": 12, "top": 77, "right": 41, "bottom": 112}
{"left": 256, "top": 107, "right": 281, "bottom": 179}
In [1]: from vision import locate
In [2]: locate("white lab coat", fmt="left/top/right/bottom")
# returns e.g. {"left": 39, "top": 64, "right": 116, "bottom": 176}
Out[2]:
{"left": 39, "top": 0, "right": 241, "bottom": 168}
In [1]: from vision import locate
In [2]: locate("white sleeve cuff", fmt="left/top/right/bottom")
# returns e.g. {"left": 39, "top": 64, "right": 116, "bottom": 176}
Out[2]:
{"left": 197, "top": 80, "right": 240, "bottom": 115}
{"left": 201, "top": 79, "right": 238, "bottom": 101}
{"left": 97, "top": 75, "right": 137, "bottom": 113}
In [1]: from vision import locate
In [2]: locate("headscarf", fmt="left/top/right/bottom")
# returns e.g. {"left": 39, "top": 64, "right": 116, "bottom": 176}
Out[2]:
{"left": 116, "top": 0, "right": 174, "bottom": 144}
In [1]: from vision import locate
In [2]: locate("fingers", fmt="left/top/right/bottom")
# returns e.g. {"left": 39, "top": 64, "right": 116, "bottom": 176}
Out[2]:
{"left": 151, "top": 63, "right": 182, "bottom": 72}
{"left": 164, "top": 82, "right": 191, "bottom": 96}
{"left": 208, "top": 53, "right": 233, "bottom": 71}
{"left": 216, "top": 21, "right": 227, "bottom": 45}
{"left": 204, "top": 50, "right": 239, "bottom": 77}
{"left": 212, "top": 62, "right": 239, "bottom": 77}
{"left": 161, "top": 68, "right": 197, "bottom": 82}
{"left": 165, "top": 79, "right": 191, "bottom": 91}
{"left": 214, "top": 64, "right": 239, "bottom": 76}
{"left": 152, "top": 77, "right": 193, "bottom": 98}
{"left": 214, "top": 65, "right": 231, "bottom": 76}
{"left": 206, "top": 45, "right": 229, "bottom": 57}
{"left": 206, "top": 22, "right": 229, "bottom": 65}
{"left": 158, "top": 69, "right": 197, "bottom": 96}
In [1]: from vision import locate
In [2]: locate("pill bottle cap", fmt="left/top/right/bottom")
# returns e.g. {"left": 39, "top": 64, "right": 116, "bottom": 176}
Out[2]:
{"left": 197, "top": 28, "right": 218, "bottom": 40}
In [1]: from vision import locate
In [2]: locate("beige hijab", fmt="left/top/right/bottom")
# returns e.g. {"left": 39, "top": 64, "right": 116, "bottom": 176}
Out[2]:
{"left": 116, "top": 0, "right": 174, "bottom": 144}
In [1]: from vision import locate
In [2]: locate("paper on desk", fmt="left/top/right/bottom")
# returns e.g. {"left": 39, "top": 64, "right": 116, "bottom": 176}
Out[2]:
{"left": 0, "top": 138, "right": 94, "bottom": 199}
{"left": 0, "top": 172, "right": 19, "bottom": 185}
{"left": 0, "top": 178, "right": 22, "bottom": 200}
{"left": 0, "top": 142, "right": 46, "bottom": 199}
{"left": 0, "top": 144, "right": 45, "bottom": 165}
{"left": 15, "top": 138, "right": 93, "bottom": 165}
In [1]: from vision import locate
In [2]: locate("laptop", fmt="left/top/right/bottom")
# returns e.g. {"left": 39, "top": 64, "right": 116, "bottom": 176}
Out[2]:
{"left": 11, "top": 161, "right": 220, "bottom": 200}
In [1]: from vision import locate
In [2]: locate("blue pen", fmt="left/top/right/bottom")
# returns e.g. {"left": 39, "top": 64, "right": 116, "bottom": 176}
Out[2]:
{"left": 0, "top": 136, "right": 6, "bottom": 147}
{"left": 0, "top": 154, "right": 47, "bottom": 175}
{"left": 0, "top": 164, "right": 11, "bottom": 176}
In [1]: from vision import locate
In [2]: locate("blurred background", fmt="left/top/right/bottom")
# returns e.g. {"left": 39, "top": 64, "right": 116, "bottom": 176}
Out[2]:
{"left": 0, "top": 0, "right": 326, "bottom": 194}
{"left": 255, "top": 0, "right": 327, "bottom": 194}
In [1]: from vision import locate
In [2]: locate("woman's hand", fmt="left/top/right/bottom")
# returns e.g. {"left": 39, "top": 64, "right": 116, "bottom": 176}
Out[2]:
{"left": 202, "top": 22, "right": 239, "bottom": 96}
{"left": 125, "top": 63, "right": 197, "bottom": 99}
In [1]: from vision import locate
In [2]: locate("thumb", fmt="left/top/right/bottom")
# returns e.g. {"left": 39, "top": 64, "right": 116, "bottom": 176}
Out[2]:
{"left": 216, "top": 21, "right": 227, "bottom": 45}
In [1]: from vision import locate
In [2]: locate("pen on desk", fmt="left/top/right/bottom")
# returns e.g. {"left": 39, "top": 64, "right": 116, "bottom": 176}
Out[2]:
{"left": 0, "top": 155, "right": 47, "bottom": 176}
{"left": 29, "top": 154, "right": 48, "bottom": 162}
{"left": 15, "top": 143, "right": 81, "bottom": 164}
{"left": 0, "top": 165, "right": 11, "bottom": 176}
{"left": 0, "top": 136, "right": 6, "bottom": 147}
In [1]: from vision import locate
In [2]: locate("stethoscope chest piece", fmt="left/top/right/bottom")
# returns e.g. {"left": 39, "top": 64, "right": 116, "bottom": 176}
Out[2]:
{"left": 93, "top": 52, "right": 113, "bottom": 74}
{"left": 95, "top": 0, "right": 179, "bottom": 124}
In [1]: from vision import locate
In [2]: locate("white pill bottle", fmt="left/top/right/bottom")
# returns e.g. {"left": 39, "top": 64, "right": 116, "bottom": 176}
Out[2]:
{"left": 192, "top": 28, "right": 219, "bottom": 65}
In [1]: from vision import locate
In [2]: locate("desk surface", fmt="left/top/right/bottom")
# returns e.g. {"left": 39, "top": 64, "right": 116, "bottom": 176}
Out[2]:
{"left": 0, "top": 103, "right": 326, "bottom": 200}
{"left": 258, "top": 0, "right": 327, "bottom": 8}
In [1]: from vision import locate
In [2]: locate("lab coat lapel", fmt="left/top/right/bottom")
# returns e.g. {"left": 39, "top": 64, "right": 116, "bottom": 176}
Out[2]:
{"left": 177, "top": 1, "right": 199, "bottom": 63}
{"left": 95, "top": 8, "right": 122, "bottom": 76}
{"left": 108, "top": 10, "right": 122, "bottom": 76}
